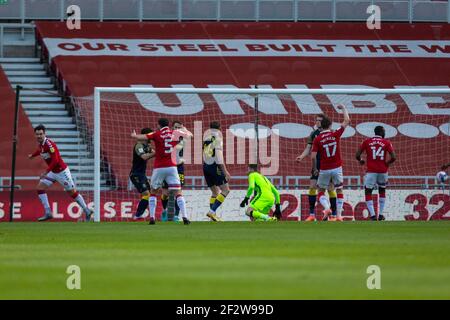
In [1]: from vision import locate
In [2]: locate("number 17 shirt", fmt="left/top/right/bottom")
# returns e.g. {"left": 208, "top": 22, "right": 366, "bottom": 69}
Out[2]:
{"left": 311, "top": 126, "right": 345, "bottom": 170}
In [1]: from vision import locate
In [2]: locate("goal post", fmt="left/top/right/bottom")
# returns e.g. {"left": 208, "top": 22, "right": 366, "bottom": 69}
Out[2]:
{"left": 90, "top": 87, "right": 450, "bottom": 222}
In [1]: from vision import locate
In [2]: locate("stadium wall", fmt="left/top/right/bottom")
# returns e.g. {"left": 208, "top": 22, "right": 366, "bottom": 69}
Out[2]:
{"left": 0, "top": 189, "right": 448, "bottom": 221}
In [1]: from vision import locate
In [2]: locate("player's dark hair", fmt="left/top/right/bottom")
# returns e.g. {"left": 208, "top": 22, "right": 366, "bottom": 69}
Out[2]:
{"left": 158, "top": 118, "right": 169, "bottom": 128}
{"left": 320, "top": 116, "right": 332, "bottom": 130}
{"left": 140, "top": 128, "right": 152, "bottom": 135}
{"left": 374, "top": 126, "right": 385, "bottom": 138}
{"left": 172, "top": 120, "right": 182, "bottom": 127}
{"left": 34, "top": 124, "right": 46, "bottom": 133}
{"left": 210, "top": 121, "right": 220, "bottom": 129}
{"left": 316, "top": 114, "right": 326, "bottom": 120}
{"left": 248, "top": 164, "right": 258, "bottom": 171}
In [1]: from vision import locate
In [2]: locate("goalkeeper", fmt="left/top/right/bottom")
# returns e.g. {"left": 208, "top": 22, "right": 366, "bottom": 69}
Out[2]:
{"left": 240, "top": 164, "right": 282, "bottom": 221}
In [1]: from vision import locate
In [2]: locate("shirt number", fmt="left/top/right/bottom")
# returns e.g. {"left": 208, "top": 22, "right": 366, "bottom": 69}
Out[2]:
{"left": 371, "top": 146, "right": 385, "bottom": 160}
{"left": 323, "top": 142, "right": 337, "bottom": 158}
{"left": 164, "top": 138, "right": 173, "bottom": 154}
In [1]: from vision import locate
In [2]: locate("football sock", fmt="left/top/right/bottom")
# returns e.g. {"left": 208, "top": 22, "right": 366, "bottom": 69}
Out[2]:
{"left": 37, "top": 190, "right": 51, "bottom": 214}
{"left": 175, "top": 200, "right": 180, "bottom": 217}
{"left": 318, "top": 192, "right": 330, "bottom": 211}
{"left": 337, "top": 193, "right": 344, "bottom": 217}
{"left": 209, "top": 196, "right": 216, "bottom": 209}
{"left": 136, "top": 194, "right": 149, "bottom": 217}
{"left": 176, "top": 195, "right": 188, "bottom": 219}
{"left": 307, "top": 188, "right": 317, "bottom": 216}
{"left": 149, "top": 194, "right": 157, "bottom": 218}
{"left": 210, "top": 193, "right": 226, "bottom": 213}
{"left": 365, "top": 188, "right": 375, "bottom": 217}
{"left": 379, "top": 187, "right": 386, "bottom": 216}
{"left": 161, "top": 194, "right": 169, "bottom": 210}
{"left": 75, "top": 195, "right": 90, "bottom": 214}
{"left": 329, "top": 190, "right": 337, "bottom": 216}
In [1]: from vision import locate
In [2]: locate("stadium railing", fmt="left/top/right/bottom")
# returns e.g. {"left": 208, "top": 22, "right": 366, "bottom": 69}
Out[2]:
{"left": 0, "top": 0, "right": 448, "bottom": 23}
{"left": 0, "top": 23, "right": 35, "bottom": 57}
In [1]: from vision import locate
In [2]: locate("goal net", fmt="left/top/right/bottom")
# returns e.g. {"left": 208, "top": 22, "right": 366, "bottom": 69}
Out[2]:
{"left": 71, "top": 87, "right": 450, "bottom": 222}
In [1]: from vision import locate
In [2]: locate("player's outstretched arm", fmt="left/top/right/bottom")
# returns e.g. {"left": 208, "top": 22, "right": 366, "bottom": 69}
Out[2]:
{"left": 131, "top": 130, "right": 148, "bottom": 140}
{"left": 175, "top": 126, "right": 193, "bottom": 138}
{"left": 337, "top": 104, "right": 350, "bottom": 128}
{"left": 28, "top": 149, "right": 40, "bottom": 159}
{"left": 296, "top": 144, "right": 311, "bottom": 162}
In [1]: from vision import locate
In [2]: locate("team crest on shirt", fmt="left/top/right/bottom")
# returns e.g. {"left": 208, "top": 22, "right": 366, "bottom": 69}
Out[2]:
{"left": 49, "top": 147, "right": 55, "bottom": 153}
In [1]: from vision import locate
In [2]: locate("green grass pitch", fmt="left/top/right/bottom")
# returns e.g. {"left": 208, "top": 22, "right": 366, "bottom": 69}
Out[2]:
{"left": 1, "top": 221, "right": 450, "bottom": 299}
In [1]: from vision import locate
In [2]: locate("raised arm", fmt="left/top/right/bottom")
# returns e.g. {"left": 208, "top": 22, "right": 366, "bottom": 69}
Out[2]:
{"left": 442, "top": 162, "right": 450, "bottom": 171}
{"left": 131, "top": 130, "right": 149, "bottom": 141}
{"left": 174, "top": 126, "right": 193, "bottom": 139}
{"left": 337, "top": 104, "right": 350, "bottom": 128}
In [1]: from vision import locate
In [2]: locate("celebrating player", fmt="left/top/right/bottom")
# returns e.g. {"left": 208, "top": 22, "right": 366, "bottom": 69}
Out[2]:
{"left": 355, "top": 125, "right": 396, "bottom": 221}
{"left": 296, "top": 114, "right": 338, "bottom": 221}
{"left": 28, "top": 124, "right": 93, "bottom": 221}
{"left": 203, "top": 121, "right": 231, "bottom": 222}
{"left": 131, "top": 118, "right": 192, "bottom": 225}
{"left": 240, "top": 164, "right": 281, "bottom": 221}
{"left": 311, "top": 105, "right": 350, "bottom": 221}
{"left": 161, "top": 120, "right": 186, "bottom": 222}
{"left": 129, "top": 128, "right": 155, "bottom": 219}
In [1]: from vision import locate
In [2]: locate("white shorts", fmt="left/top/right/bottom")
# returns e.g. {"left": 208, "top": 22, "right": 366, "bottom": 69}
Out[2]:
{"left": 317, "top": 167, "right": 344, "bottom": 189}
{"left": 151, "top": 167, "right": 181, "bottom": 190}
{"left": 364, "top": 173, "right": 388, "bottom": 189}
{"left": 41, "top": 168, "right": 76, "bottom": 191}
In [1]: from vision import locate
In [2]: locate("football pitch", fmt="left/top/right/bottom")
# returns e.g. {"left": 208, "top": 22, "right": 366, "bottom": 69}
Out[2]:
{"left": 0, "top": 221, "right": 449, "bottom": 300}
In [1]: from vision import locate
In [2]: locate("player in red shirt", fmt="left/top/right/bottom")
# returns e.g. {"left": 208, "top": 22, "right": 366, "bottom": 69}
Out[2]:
{"left": 28, "top": 124, "right": 93, "bottom": 221}
{"left": 131, "top": 118, "right": 193, "bottom": 225}
{"left": 311, "top": 105, "right": 350, "bottom": 221}
{"left": 356, "top": 125, "right": 396, "bottom": 221}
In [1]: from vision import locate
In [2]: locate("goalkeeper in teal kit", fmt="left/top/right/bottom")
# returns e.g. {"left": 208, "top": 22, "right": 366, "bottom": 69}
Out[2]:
{"left": 240, "top": 164, "right": 282, "bottom": 221}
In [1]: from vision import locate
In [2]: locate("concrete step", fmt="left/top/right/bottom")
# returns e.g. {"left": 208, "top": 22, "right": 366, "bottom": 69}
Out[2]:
{"left": 29, "top": 123, "right": 77, "bottom": 130}
{"left": 23, "top": 103, "right": 65, "bottom": 109}
{"left": 9, "top": 77, "right": 51, "bottom": 83}
{"left": 5, "top": 70, "right": 47, "bottom": 76}
{"left": 14, "top": 84, "right": 54, "bottom": 89}
{"left": 21, "top": 96, "right": 62, "bottom": 102}
{"left": 0, "top": 58, "right": 40, "bottom": 63}
{"left": 51, "top": 137, "right": 83, "bottom": 144}
{"left": 20, "top": 90, "right": 58, "bottom": 96}
{"left": 23, "top": 106, "right": 66, "bottom": 112}
{"left": 60, "top": 150, "right": 90, "bottom": 157}
{"left": 46, "top": 130, "right": 80, "bottom": 137}
{"left": 69, "top": 166, "right": 94, "bottom": 172}
{"left": 64, "top": 158, "right": 94, "bottom": 165}
{"left": 58, "top": 144, "right": 87, "bottom": 151}
{"left": 28, "top": 116, "right": 73, "bottom": 123}
{"left": 1, "top": 63, "right": 44, "bottom": 70}
{"left": 26, "top": 110, "right": 69, "bottom": 117}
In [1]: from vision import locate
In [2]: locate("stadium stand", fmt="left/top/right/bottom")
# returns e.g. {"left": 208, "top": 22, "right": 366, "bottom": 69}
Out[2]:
{"left": 34, "top": 21, "right": 450, "bottom": 192}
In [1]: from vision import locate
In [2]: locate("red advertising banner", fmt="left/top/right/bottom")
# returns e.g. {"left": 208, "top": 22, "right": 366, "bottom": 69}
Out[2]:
{"left": 1, "top": 190, "right": 448, "bottom": 222}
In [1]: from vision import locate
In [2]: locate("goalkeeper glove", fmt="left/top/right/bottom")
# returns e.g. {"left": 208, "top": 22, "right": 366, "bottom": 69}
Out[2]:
{"left": 240, "top": 197, "right": 249, "bottom": 208}
{"left": 274, "top": 204, "right": 282, "bottom": 220}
